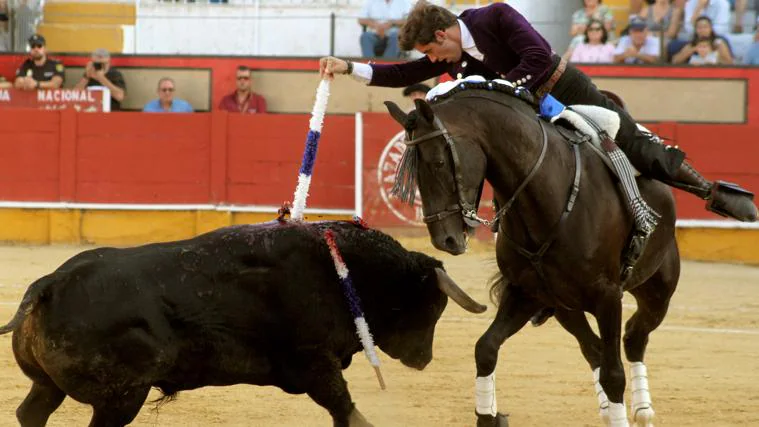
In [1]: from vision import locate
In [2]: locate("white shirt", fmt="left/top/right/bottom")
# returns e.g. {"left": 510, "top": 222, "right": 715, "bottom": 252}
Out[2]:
{"left": 350, "top": 19, "right": 482, "bottom": 84}
{"left": 614, "top": 35, "right": 661, "bottom": 64}
{"left": 360, "top": 0, "right": 412, "bottom": 23}
{"left": 681, "top": 0, "right": 730, "bottom": 39}
{"left": 459, "top": 19, "right": 484, "bottom": 61}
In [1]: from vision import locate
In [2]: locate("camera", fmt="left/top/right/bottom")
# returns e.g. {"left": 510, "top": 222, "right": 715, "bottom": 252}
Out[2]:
{"left": 93, "top": 62, "right": 104, "bottom": 71}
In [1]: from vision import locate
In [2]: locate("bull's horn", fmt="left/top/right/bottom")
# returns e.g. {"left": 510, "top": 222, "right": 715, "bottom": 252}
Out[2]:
{"left": 435, "top": 268, "right": 487, "bottom": 314}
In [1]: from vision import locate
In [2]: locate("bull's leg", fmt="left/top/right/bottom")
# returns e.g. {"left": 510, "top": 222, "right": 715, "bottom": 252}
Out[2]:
{"left": 623, "top": 245, "right": 680, "bottom": 427}
{"left": 554, "top": 308, "right": 611, "bottom": 425}
{"left": 298, "top": 356, "right": 371, "bottom": 427}
{"left": 16, "top": 382, "right": 66, "bottom": 427}
{"left": 474, "top": 284, "right": 542, "bottom": 427}
{"left": 88, "top": 386, "right": 150, "bottom": 427}
{"left": 596, "top": 287, "right": 629, "bottom": 427}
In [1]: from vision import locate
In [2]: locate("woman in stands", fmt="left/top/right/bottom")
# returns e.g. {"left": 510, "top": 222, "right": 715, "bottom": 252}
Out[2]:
{"left": 672, "top": 15, "right": 734, "bottom": 64}
{"left": 565, "top": 18, "right": 616, "bottom": 64}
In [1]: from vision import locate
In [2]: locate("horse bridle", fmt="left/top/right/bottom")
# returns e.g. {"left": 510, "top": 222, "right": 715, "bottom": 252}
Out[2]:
{"left": 404, "top": 113, "right": 548, "bottom": 230}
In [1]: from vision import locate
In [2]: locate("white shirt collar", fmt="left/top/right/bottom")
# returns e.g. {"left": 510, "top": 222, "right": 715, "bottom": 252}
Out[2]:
{"left": 458, "top": 19, "right": 484, "bottom": 61}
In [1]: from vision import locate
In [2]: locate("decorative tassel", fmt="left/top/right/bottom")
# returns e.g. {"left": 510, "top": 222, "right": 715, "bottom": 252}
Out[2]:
{"left": 391, "top": 145, "right": 418, "bottom": 205}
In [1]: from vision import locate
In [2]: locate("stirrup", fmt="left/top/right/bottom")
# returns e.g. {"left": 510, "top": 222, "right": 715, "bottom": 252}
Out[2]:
{"left": 621, "top": 228, "right": 654, "bottom": 282}
{"left": 706, "top": 180, "right": 756, "bottom": 220}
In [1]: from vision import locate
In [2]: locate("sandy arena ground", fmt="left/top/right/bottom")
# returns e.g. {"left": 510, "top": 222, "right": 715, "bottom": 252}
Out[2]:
{"left": 0, "top": 240, "right": 757, "bottom": 426}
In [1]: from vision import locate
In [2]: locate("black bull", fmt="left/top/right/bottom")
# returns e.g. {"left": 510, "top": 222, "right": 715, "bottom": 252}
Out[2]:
{"left": 0, "top": 220, "right": 486, "bottom": 427}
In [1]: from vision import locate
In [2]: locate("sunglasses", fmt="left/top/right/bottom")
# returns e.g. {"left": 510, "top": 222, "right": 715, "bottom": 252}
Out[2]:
{"left": 236, "top": 76, "right": 250, "bottom": 81}
{"left": 160, "top": 87, "right": 175, "bottom": 92}
{"left": 30, "top": 44, "right": 44, "bottom": 49}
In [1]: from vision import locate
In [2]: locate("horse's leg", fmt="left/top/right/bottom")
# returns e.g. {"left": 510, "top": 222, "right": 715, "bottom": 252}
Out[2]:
{"left": 623, "top": 245, "right": 680, "bottom": 427}
{"left": 474, "top": 284, "right": 542, "bottom": 427}
{"left": 554, "top": 308, "right": 613, "bottom": 425}
{"left": 595, "top": 285, "right": 629, "bottom": 427}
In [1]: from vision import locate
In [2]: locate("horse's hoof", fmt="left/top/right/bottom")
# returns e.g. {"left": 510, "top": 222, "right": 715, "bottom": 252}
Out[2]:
{"left": 476, "top": 412, "right": 509, "bottom": 427}
{"left": 632, "top": 406, "right": 655, "bottom": 427}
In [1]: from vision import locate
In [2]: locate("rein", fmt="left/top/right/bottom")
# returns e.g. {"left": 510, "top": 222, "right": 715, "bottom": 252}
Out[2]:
{"left": 404, "top": 93, "right": 584, "bottom": 288}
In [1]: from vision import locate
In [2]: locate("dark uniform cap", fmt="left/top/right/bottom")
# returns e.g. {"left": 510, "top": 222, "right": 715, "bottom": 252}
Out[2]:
{"left": 28, "top": 34, "right": 46, "bottom": 46}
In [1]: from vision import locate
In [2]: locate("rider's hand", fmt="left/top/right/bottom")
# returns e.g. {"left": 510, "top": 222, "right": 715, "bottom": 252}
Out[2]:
{"left": 319, "top": 56, "right": 348, "bottom": 80}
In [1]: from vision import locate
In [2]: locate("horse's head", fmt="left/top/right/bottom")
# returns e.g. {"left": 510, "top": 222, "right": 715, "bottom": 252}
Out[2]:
{"left": 385, "top": 98, "right": 487, "bottom": 255}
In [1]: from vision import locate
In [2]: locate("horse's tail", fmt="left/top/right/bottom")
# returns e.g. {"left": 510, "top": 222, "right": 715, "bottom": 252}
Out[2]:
{"left": 0, "top": 275, "right": 54, "bottom": 335}
{"left": 488, "top": 272, "right": 508, "bottom": 306}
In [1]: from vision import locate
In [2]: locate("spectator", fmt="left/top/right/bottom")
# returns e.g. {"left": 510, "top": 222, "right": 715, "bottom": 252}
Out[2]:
{"left": 680, "top": 0, "right": 730, "bottom": 40}
{"left": 0, "top": 0, "right": 9, "bottom": 52}
{"left": 569, "top": 0, "right": 615, "bottom": 48}
{"left": 143, "top": 77, "right": 193, "bottom": 113}
{"left": 688, "top": 37, "right": 721, "bottom": 63}
{"left": 743, "top": 27, "right": 759, "bottom": 64}
{"left": 13, "top": 34, "right": 64, "bottom": 91}
{"left": 730, "top": 0, "right": 748, "bottom": 33}
{"left": 0, "top": 75, "right": 10, "bottom": 89}
{"left": 565, "top": 18, "right": 616, "bottom": 63}
{"left": 637, "top": 0, "right": 683, "bottom": 41}
{"left": 402, "top": 82, "right": 430, "bottom": 100}
{"left": 613, "top": 16, "right": 661, "bottom": 63}
{"left": 358, "top": 0, "right": 412, "bottom": 58}
{"left": 218, "top": 65, "right": 267, "bottom": 114}
{"left": 73, "top": 48, "right": 126, "bottom": 111}
{"left": 672, "top": 16, "right": 734, "bottom": 63}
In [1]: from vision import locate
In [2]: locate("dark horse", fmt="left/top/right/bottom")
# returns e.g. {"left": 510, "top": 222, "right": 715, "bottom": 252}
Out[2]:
{"left": 385, "top": 82, "right": 680, "bottom": 427}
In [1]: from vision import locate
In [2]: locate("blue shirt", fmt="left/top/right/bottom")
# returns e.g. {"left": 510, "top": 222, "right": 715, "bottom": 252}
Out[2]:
{"left": 744, "top": 43, "right": 759, "bottom": 65}
{"left": 143, "top": 98, "right": 194, "bottom": 113}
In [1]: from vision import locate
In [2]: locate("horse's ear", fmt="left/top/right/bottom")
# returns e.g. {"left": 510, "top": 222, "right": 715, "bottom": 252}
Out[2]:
{"left": 414, "top": 98, "right": 435, "bottom": 124}
{"left": 384, "top": 101, "right": 408, "bottom": 127}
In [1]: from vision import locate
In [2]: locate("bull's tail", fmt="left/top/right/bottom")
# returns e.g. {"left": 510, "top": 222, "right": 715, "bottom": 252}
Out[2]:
{"left": 0, "top": 275, "right": 54, "bottom": 335}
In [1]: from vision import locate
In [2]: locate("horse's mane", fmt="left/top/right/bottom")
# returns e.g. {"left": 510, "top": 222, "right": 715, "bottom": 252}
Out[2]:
{"left": 391, "top": 79, "right": 540, "bottom": 204}
{"left": 427, "top": 79, "right": 538, "bottom": 109}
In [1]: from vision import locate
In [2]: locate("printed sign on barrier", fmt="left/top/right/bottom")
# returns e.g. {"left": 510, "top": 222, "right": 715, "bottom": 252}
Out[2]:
{"left": 376, "top": 130, "right": 425, "bottom": 226}
{"left": 0, "top": 87, "right": 111, "bottom": 112}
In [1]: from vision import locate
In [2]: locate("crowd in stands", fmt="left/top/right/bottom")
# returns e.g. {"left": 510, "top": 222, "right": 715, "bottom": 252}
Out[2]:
{"left": 0, "top": 33, "right": 270, "bottom": 113}
{"left": 564, "top": 0, "right": 759, "bottom": 65}
{"left": 3, "top": 0, "right": 759, "bottom": 112}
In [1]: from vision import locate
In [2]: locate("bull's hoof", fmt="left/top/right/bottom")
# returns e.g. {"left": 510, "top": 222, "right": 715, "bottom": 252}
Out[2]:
{"left": 476, "top": 412, "right": 509, "bottom": 427}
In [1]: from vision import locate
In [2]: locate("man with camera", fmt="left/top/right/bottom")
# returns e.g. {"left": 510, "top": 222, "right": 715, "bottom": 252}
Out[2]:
{"left": 74, "top": 48, "right": 126, "bottom": 111}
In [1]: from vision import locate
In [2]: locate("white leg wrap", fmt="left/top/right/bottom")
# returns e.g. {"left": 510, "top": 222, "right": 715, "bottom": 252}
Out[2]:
{"left": 593, "top": 368, "right": 611, "bottom": 426}
{"left": 630, "top": 362, "right": 655, "bottom": 427}
{"left": 608, "top": 402, "right": 630, "bottom": 427}
{"left": 475, "top": 373, "right": 497, "bottom": 417}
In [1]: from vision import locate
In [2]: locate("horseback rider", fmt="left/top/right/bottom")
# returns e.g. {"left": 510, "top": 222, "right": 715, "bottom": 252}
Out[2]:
{"left": 320, "top": 0, "right": 757, "bottom": 223}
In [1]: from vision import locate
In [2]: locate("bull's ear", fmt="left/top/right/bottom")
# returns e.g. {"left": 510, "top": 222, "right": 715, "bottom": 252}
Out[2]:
{"left": 384, "top": 101, "right": 408, "bottom": 127}
{"left": 414, "top": 98, "right": 435, "bottom": 124}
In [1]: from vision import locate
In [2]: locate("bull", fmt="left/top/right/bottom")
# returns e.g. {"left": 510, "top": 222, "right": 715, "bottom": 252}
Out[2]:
{"left": 0, "top": 220, "right": 486, "bottom": 427}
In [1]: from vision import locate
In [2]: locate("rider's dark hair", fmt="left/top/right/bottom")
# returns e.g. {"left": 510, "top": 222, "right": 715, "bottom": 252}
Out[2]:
{"left": 399, "top": 1, "right": 458, "bottom": 51}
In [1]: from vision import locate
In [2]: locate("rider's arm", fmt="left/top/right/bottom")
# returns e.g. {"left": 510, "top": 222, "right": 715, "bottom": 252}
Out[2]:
{"left": 495, "top": 4, "right": 553, "bottom": 90}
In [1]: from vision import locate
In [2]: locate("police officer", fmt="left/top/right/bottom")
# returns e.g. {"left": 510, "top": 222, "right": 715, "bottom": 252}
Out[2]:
{"left": 14, "top": 34, "right": 64, "bottom": 91}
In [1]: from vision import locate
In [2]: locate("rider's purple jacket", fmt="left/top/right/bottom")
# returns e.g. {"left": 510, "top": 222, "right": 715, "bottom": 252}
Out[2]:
{"left": 369, "top": 3, "right": 554, "bottom": 91}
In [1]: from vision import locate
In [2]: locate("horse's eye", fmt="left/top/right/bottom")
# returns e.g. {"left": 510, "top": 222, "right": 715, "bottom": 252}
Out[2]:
{"left": 435, "top": 160, "right": 446, "bottom": 168}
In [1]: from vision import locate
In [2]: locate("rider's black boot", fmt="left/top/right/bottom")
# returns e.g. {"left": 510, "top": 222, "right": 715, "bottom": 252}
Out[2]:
{"left": 664, "top": 161, "right": 757, "bottom": 222}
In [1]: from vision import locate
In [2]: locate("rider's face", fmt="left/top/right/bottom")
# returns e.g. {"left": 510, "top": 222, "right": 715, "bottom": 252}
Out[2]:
{"left": 415, "top": 30, "right": 463, "bottom": 64}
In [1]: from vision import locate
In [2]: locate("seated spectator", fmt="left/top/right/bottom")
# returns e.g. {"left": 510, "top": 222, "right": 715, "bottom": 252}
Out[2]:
{"left": 613, "top": 16, "right": 661, "bottom": 64}
{"left": 689, "top": 37, "right": 722, "bottom": 63}
{"left": 565, "top": 18, "right": 616, "bottom": 64}
{"left": 680, "top": 0, "right": 730, "bottom": 40}
{"left": 358, "top": 0, "right": 412, "bottom": 58}
{"left": 569, "top": 0, "right": 615, "bottom": 48}
{"left": 13, "top": 34, "right": 64, "bottom": 91}
{"left": 218, "top": 65, "right": 267, "bottom": 114}
{"left": 637, "top": 0, "right": 683, "bottom": 41}
{"left": 741, "top": 24, "right": 759, "bottom": 63}
{"left": 73, "top": 48, "right": 126, "bottom": 111}
{"left": 672, "top": 15, "right": 734, "bottom": 63}
{"left": 143, "top": 77, "right": 193, "bottom": 113}
{"left": 730, "top": 0, "right": 748, "bottom": 33}
{"left": 402, "top": 83, "right": 430, "bottom": 101}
